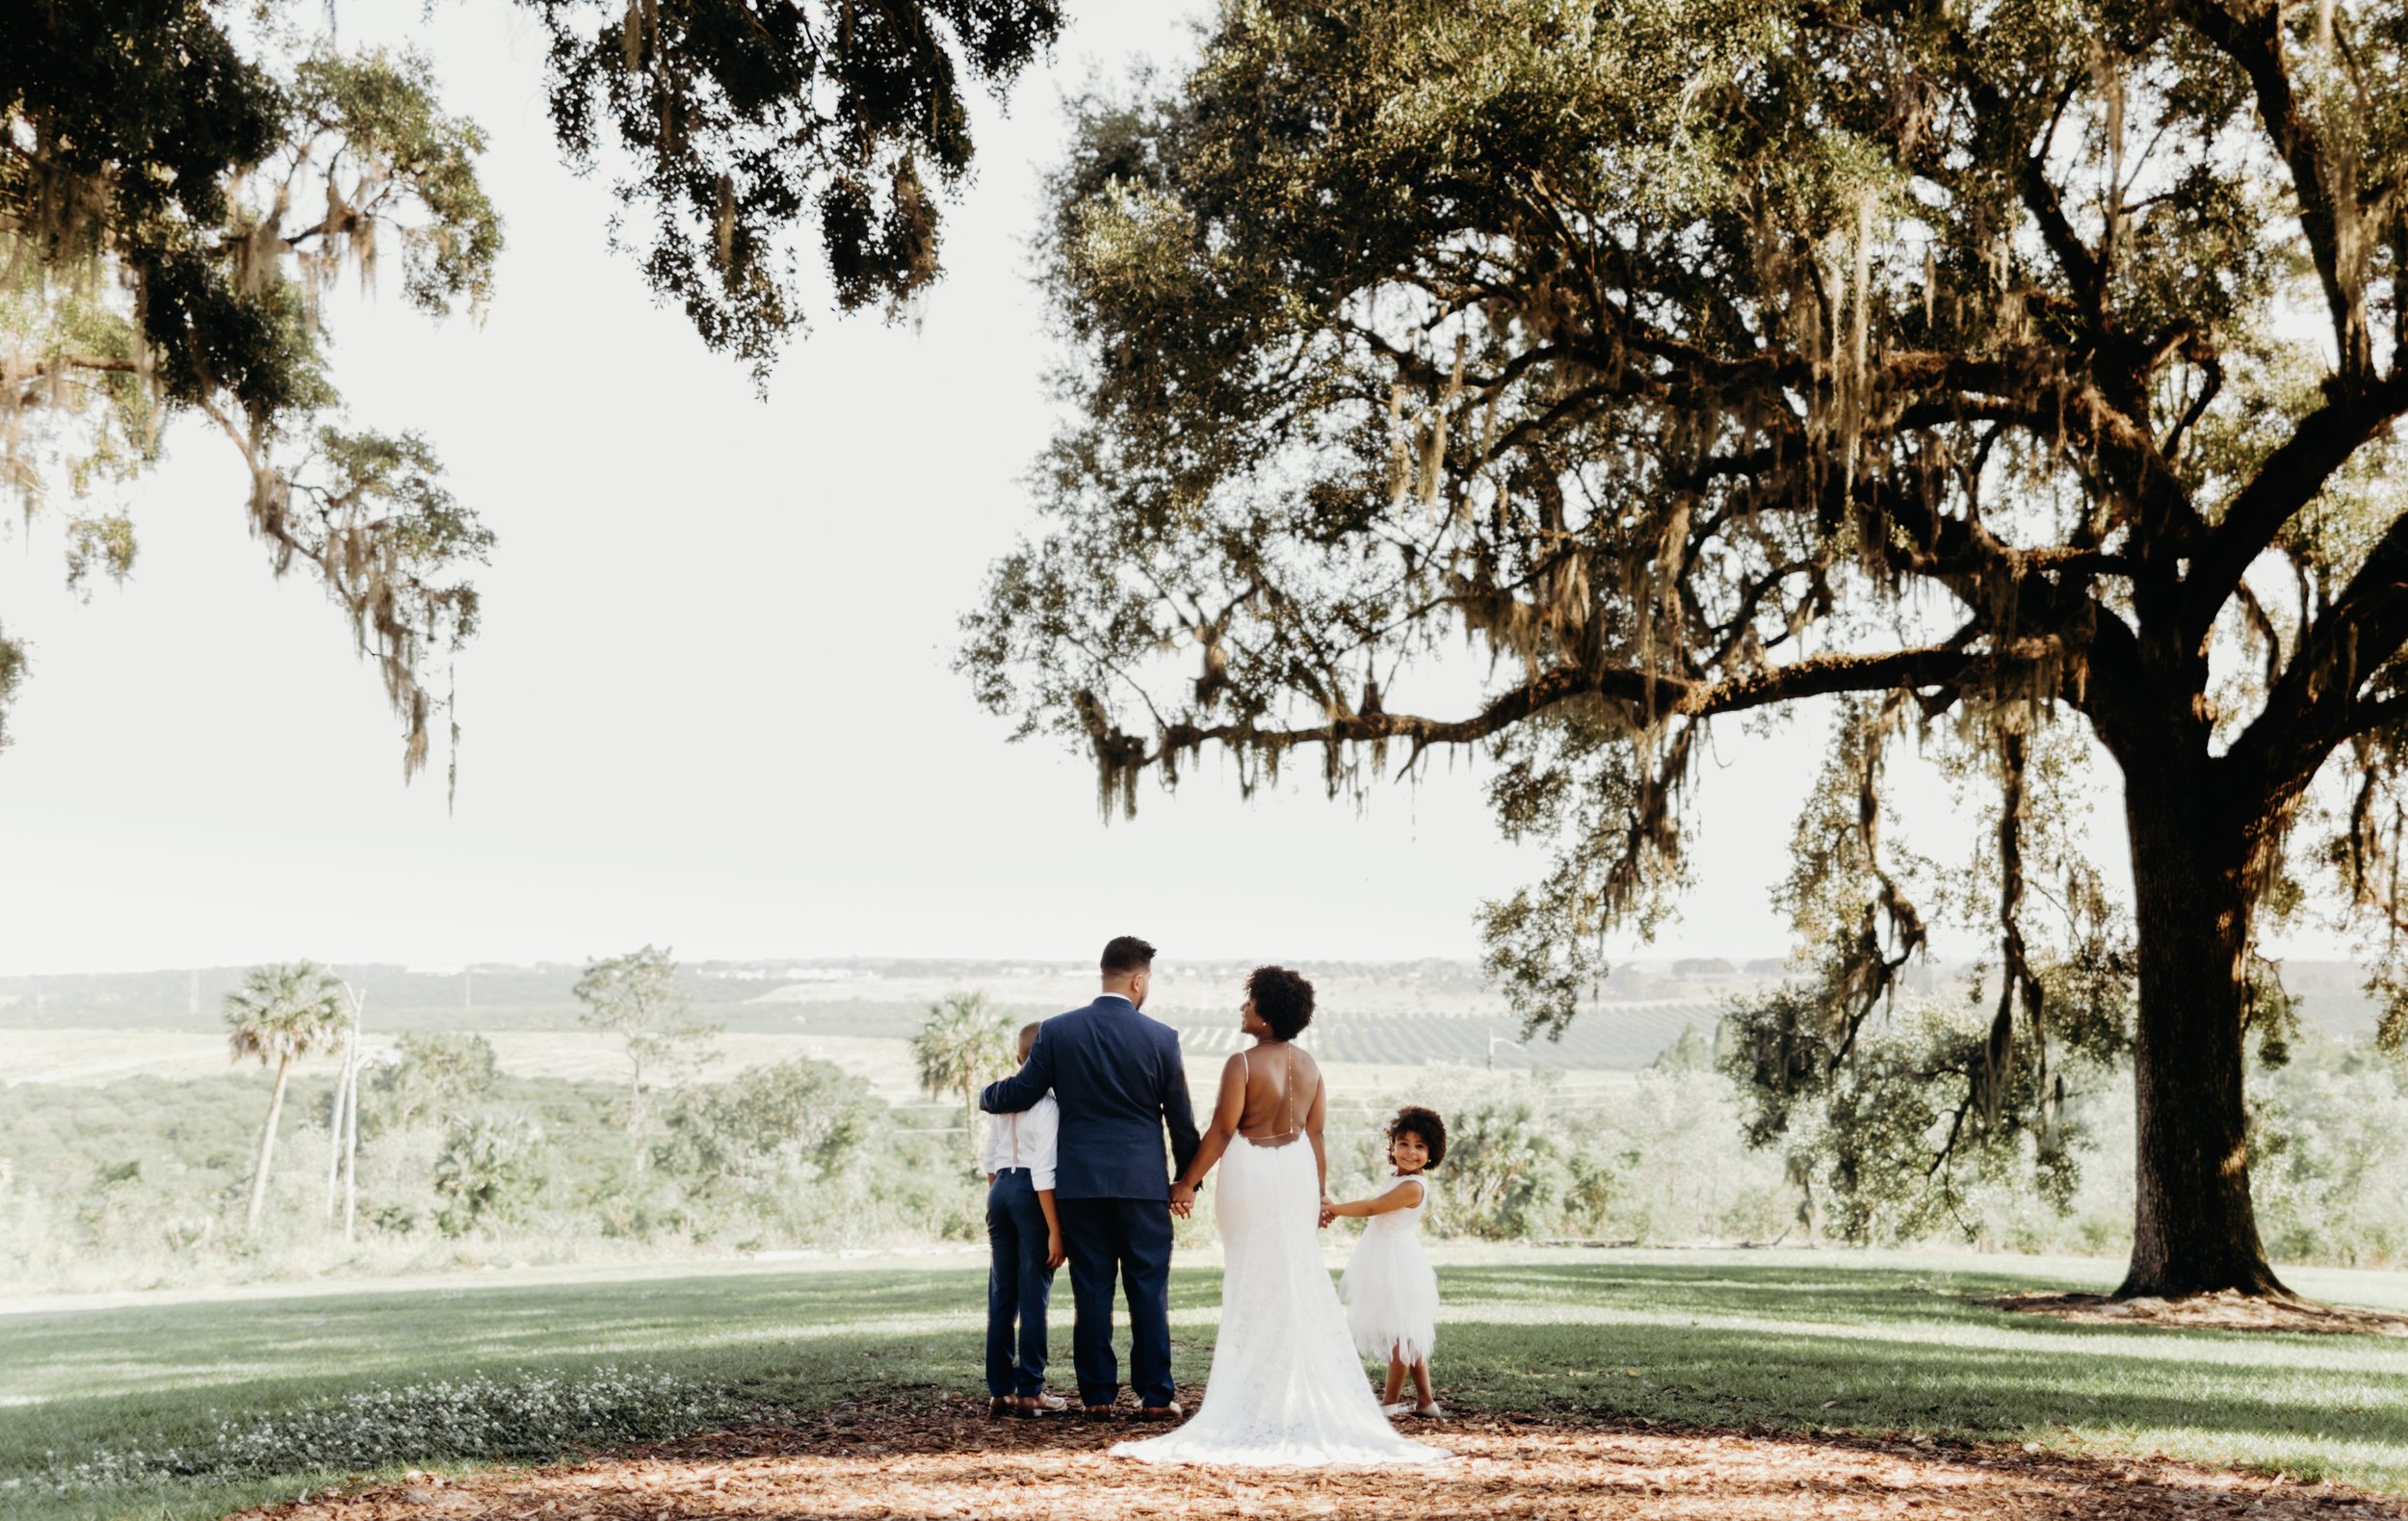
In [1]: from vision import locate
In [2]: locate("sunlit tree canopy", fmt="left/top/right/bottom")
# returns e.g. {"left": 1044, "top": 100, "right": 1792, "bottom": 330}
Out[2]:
{"left": 962, "top": 0, "right": 2408, "bottom": 1298}
{"left": 3, "top": 0, "right": 1061, "bottom": 772}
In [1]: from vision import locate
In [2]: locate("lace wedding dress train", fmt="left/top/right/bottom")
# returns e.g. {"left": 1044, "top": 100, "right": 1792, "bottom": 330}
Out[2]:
{"left": 1111, "top": 1138, "right": 1449, "bottom": 1468}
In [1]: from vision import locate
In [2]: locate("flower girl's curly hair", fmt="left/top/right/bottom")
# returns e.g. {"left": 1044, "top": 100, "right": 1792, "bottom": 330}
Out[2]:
{"left": 1387, "top": 1106, "right": 1447, "bottom": 1169}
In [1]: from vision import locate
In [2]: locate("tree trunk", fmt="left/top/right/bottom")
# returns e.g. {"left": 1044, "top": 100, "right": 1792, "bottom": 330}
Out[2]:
{"left": 325, "top": 1028, "right": 356, "bottom": 1221}
{"left": 341, "top": 1046, "right": 361, "bottom": 1245}
{"left": 343, "top": 988, "right": 365, "bottom": 1244}
{"left": 2115, "top": 784, "right": 2290, "bottom": 1299}
{"left": 322, "top": 1061, "right": 344, "bottom": 1219}
{"left": 246, "top": 1055, "right": 292, "bottom": 1234}
{"left": 628, "top": 1058, "right": 649, "bottom": 1175}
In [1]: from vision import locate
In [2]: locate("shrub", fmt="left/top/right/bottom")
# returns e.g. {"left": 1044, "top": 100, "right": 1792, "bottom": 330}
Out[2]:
{"left": 365, "top": 1032, "right": 499, "bottom": 1134}
{"left": 35, "top": 1364, "right": 720, "bottom": 1498}
{"left": 432, "top": 1113, "right": 545, "bottom": 1238}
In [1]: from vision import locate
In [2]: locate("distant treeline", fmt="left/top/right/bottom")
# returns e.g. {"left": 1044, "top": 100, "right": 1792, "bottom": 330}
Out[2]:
{"left": 0, "top": 966, "right": 982, "bottom": 1033}
{"left": 0, "top": 958, "right": 2388, "bottom": 1048}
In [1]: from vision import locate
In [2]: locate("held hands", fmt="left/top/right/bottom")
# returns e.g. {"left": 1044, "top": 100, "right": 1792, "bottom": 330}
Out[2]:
{"left": 1046, "top": 1231, "right": 1067, "bottom": 1271}
{"left": 1168, "top": 1180, "right": 1198, "bottom": 1219}
{"left": 1318, "top": 1195, "right": 1338, "bottom": 1228}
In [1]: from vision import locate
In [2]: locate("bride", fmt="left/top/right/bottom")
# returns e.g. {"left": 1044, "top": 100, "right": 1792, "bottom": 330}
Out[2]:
{"left": 1112, "top": 966, "right": 1447, "bottom": 1468}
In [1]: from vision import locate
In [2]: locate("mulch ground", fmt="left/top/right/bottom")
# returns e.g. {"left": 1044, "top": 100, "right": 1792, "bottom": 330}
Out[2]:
{"left": 1998, "top": 1292, "right": 2408, "bottom": 1337}
{"left": 231, "top": 1395, "right": 2406, "bottom": 1521}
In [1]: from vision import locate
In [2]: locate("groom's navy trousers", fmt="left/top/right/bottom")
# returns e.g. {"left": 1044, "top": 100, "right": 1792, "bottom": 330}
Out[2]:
{"left": 1058, "top": 1196, "right": 1175, "bottom": 1407}
{"left": 982, "top": 994, "right": 1198, "bottom": 1409}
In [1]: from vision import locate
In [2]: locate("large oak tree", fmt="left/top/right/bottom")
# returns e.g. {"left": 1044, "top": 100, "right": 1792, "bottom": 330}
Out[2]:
{"left": 962, "top": 0, "right": 2408, "bottom": 1297}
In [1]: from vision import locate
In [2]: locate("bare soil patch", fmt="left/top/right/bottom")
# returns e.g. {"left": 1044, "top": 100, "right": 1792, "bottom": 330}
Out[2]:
{"left": 1999, "top": 1291, "right": 2408, "bottom": 1337}
{"left": 234, "top": 1397, "right": 2403, "bottom": 1521}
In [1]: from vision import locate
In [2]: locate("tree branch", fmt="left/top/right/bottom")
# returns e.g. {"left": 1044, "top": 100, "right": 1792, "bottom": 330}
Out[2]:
{"left": 2184, "top": 375, "right": 2408, "bottom": 649}
{"left": 2178, "top": 0, "right": 2373, "bottom": 379}
{"left": 2228, "top": 508, "right": 2408, "bottom": 795}
{"left": 2340, "top": 691, "right": 2408, "bottom": 745}
{"left": 1139, "top": 646, "right": 1976, "bottom": 768}
{"left": 28, "top": 354, "right": 141, "bottom": 376}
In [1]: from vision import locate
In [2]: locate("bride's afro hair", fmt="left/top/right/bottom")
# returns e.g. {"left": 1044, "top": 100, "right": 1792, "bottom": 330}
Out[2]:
{"left": 1245, "top": 964, "right": 1316, "bottom": 1040}
{"left": 1387, "top": 1106, "right": 1447, "bottom": 1169}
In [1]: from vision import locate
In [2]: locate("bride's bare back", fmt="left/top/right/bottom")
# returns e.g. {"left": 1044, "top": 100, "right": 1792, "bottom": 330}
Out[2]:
{"left": 1167, "top": 971, "right": 1340, "bottom": 1219}
{"left": 1233, "top": 1041, "right": 1323, "bottom": 1146}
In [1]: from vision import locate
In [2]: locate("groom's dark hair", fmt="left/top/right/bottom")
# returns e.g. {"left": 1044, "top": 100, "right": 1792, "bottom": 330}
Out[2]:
{"left": 1101, "top": 935, "right": 1157, "bottom": 975}
{"left": 1246, "top": 964, "right": 1315, "bottom": 1040}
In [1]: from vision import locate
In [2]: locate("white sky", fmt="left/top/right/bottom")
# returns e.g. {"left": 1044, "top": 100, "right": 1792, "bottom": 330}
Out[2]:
{"left": 0, "top": 1, "right": 2360, "bottom": 977}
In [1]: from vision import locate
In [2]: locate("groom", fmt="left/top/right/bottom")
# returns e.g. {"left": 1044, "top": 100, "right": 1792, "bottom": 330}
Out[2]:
{"left": 982, "top": 935, "right": 1200, "bottom": 1419}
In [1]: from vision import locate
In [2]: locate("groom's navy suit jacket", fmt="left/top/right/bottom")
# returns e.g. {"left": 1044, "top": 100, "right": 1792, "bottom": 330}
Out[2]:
{"left": 981, "top": 995, "right": 1200, "bottom": 1199}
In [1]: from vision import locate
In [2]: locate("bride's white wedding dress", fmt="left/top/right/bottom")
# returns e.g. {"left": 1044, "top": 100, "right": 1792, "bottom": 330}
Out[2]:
{"left": 1111, "top": 1135, "right": 1449, "bottom": 1468}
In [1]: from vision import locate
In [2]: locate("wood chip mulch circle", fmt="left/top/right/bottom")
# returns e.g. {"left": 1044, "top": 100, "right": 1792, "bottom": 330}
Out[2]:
{"left": 232, "top": 1394, "right": 2407, "bottom": 1520}
{"left": 1997, "top": 1292, "right": 2408, "bottom": 1337}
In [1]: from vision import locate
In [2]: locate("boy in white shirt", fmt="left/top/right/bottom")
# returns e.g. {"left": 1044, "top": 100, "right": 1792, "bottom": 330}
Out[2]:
{"left": 983, "top": 1020, "right": 1065, "bottom": 1416}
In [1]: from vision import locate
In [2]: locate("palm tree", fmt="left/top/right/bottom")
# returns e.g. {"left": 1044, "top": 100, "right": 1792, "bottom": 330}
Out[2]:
{"left": 910, "top": 991, "right": 1018, "bottom": 1165}
{"left": 224, "top": 961, "right": 350, "bottom": 1233}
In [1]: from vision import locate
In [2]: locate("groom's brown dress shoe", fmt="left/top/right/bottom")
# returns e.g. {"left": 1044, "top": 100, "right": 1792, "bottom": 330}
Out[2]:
{"left": 1135, "top": 1402, "right": 1185, "bottom": 1421}
{"left": 1081, "top": 1404, "right": 1117, "bottom": 1421}
{"left": 987, "top": 1397, "right": 1012, "bottom": 1418}
{"left": 1014, "top": 1393, "right": 1068, "bottom": 1416}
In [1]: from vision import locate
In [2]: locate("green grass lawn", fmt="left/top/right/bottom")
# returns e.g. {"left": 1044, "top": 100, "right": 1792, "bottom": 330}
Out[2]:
{"left": 6, "top": 1248, "right": 2407, "bottom": 1521}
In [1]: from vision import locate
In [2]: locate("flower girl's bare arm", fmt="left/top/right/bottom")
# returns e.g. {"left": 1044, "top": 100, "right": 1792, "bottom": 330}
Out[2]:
{"left": 1326, "top": 1178, "right": 1425, "bottom": 1219}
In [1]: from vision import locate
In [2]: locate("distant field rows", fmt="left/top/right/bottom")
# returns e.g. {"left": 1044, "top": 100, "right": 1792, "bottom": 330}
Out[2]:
{"left": 0, "top": 1031, "right": 938, "bottom": 1101}
{"left": 3, "top": 960, "right": 2383, "bottom": 1048}
{"left": 1, "top": 1002, "right": 1725, "bottom": 1091}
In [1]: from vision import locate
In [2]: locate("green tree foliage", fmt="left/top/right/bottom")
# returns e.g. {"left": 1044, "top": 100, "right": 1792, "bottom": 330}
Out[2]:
{"left": 366, "top": 1031, "right": 500, "bottom": 1134}
{"left": 222, "top": 960, "right": 349, "bottom": 1232}
{"left": 0, "top": 632, "right": 20, "bottom": 752}
{"left": 963, "top": 0, "right": 2408, "bottom": 1297}
{"left": 2, "top": 0, "right": 1060, "bottom": 765}
{"left": 1718, "top": 718, "right": 2138, "bottom": 1238}
{"left": 523, "top": 0, "right": 1062, "bottom": 375}
{"left": 2249, "top": 1030, "right": 2408, "bottom": 1266}
{"left": 1651, "top": 1023, "right": 1714, "bottom": 1074}
{"left": 0, "top": 1064, "right": 976, "bottom": 1285}
{"left": 909, "top": 989, "right": 1016, "bottom": 1161}
{"left": 1443, "top": 1099, "right": 1563, "bottom": 1239}
{"left": 432, "top": 1111, "right": 546, "bottom": 1237}
{"left": 571, "top": 945, "right": 720, "bottom": 1170}
{"left": 658, "top": 1057, "right": 876, "bottom": 1198}
{"left": 2, "top": 7, "right": 500, "bottom": 774}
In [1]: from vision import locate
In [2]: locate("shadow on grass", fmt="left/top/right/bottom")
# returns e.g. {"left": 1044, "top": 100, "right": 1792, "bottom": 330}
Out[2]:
{"left": 1432, "top": 1263, "right": 2408, "bottom": 1488}
{"left": 7, "top": 1256, "right": 2407, "bottom": 1514}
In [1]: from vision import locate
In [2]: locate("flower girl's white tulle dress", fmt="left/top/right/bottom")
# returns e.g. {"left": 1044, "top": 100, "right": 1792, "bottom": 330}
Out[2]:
{"left": 1339, "top": 1175, "right": 1438, "bottom": 1368}
{"left": 1110, "top": 1139, "right": 1448, "bottom": 1469}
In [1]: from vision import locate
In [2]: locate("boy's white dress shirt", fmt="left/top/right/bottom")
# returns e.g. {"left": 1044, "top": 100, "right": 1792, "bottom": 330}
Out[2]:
{"left": 982, "top": 1089, "right": 1060, "bottom": 1192}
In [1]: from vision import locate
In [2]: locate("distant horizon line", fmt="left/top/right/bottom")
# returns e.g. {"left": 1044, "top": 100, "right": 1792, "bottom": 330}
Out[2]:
{"left": 0, "top": 949, "right": 2383, "bottom": 980}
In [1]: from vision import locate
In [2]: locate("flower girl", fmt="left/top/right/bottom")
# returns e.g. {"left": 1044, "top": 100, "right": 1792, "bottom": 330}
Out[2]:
{"left": 1322, "top": 1106, "right": 1446, "bottom": 1417}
